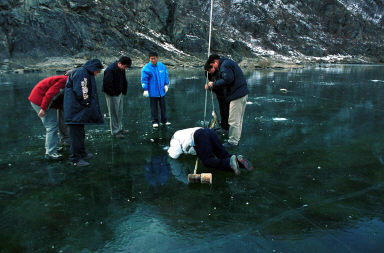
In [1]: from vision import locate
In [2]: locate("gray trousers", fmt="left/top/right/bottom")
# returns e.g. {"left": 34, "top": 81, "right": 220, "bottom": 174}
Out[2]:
{"left": 105, "top": 93, "right": 124, "bottom": 135}
{"left": 228, "top": 95, "right": 248, "bottom": 145}
{"left": 31, "top": 102, "right": 58, "bottom": 155}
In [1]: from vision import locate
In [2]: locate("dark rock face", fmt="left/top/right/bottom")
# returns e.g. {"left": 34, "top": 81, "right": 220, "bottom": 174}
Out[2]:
{"left": 0, "top": 0, "right": 383, "bottom": 67}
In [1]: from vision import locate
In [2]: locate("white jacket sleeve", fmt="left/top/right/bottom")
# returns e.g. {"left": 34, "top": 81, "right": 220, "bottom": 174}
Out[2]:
{"left": 168, "top": 138, "right": 183, "bottom": 159}
{"left": 168, "top": 127, "right": 201, "bottom": 159}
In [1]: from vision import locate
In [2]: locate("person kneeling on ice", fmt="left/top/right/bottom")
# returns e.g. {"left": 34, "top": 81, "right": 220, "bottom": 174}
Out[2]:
{"left": 167, "top": 127, "right": 253, "bottom": 174}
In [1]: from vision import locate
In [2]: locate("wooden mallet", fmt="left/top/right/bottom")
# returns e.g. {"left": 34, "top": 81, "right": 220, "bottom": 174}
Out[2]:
{"left": 188, "top": 159, "right": 212, "bottom": 184}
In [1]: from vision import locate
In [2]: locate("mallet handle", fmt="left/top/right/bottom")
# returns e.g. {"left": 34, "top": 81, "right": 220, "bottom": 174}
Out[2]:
{"left": 194, "top": 159, "right": 198, "bottom": 174}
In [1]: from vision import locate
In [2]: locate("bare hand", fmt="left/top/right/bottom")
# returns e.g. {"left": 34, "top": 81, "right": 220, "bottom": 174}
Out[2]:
{"left": 208, "top": 81, "right": 214, "bottom": 88}
{"left": 205, "top": 84, "right": 209, "bottom": 90}
{"left": 38, "top": 109, "right": 45, "bottom": 117}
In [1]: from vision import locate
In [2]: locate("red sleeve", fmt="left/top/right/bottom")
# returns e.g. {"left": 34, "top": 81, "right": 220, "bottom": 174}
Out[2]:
{"left": 40, "top": 76, "right": 68, "bottom": 110}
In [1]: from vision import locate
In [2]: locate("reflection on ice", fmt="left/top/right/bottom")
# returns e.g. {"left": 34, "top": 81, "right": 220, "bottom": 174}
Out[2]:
{"left": 272, "top": 117, "right": 288, "bottom": 121}
{"left": 316, "top": 81, "right": 338, "bottom": 86}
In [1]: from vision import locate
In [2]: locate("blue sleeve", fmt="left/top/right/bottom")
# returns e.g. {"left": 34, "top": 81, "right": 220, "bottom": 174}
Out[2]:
{"left": 214, "top": 62, "right": 234, "bottom": 87}
{"left": 164, "top": 66, "right": 169, "bottom": 85}
{"left": 141, "top": 66, "right": 150, "bottom": 91}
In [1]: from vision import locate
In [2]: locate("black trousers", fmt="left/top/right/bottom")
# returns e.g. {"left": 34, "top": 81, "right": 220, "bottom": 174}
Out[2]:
{"left": 68, "top": 124, "right": 86, "bottom": 163}
{"left": 150, "top": 97, "right": 167, "bottom": 124}
{"left": 217, "top": 95, "right": 229, "bottom": 130}
{"left": 193, "top": 128, "right": 232, "bottom": 171}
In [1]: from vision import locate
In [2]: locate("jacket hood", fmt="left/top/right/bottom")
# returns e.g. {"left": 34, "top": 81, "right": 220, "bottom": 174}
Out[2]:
{"left": 83, "top": 59, "right": 104, "bottom": 73}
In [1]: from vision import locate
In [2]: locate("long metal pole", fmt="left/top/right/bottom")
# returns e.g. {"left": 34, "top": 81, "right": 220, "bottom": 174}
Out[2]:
{"left": 204, "top": 0, "right": 214, "bottom": 127}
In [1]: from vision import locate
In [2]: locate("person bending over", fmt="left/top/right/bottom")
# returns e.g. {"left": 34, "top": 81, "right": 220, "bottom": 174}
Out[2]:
{"left": 167, "top": 127, "right": 254, "bottom": 174}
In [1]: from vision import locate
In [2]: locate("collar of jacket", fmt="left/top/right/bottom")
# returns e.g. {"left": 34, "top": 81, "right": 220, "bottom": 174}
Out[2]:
{"left": 218, "top": 57, "right": 227, "bottom": 68}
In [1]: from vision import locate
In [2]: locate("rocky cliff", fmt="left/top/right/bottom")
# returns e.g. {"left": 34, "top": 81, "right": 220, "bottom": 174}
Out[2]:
{"left": 0, "top": 0, "right": 383, "bottom": 71}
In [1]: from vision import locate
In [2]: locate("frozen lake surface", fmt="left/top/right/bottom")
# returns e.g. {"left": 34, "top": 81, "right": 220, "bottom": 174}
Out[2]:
{"left": 1, "top": 65, "right": 384, "bottom": 252}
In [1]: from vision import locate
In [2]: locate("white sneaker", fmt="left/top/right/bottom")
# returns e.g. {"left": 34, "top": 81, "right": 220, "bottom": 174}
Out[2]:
{"left": 153, "top": 123, "right": 159, "bottom": 128}
{"left": 44, "top": 153, "right": 63, "bottom": 160}
{"left": 165, "top": 122, "right": 171, "bottom": 126}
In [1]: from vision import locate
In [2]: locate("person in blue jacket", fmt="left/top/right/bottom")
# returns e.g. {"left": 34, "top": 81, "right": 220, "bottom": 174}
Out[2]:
{"left": 141, "top": 52, "right": 171, "bottom": 128}
{"left": 205, "top": 54, "right": 249, "bottom": 148}
{"left": 64, "top": 59, "right": 104, "bottom": 166}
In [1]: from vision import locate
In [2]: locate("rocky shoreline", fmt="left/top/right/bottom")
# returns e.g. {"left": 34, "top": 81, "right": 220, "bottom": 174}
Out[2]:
{"left": 0, "top": 54, "right": 379, "bottom": 75}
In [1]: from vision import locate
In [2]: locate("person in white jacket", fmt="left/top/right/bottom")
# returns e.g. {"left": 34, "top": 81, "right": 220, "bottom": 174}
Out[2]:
{"left": 167, "top": 127, "right": 254, "bottom": 174}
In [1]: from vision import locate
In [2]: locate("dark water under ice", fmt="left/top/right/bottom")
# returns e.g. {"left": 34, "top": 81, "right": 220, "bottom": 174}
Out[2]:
{"left": 1, "top": 65, "right": 384, "bottom": 252}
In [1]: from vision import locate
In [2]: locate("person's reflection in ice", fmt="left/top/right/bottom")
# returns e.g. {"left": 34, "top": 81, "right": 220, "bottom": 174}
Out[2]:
{"left": 168, "top": 158, "right": 189, "bottom": 184}
{"left": 145, "top": 154, "right": 190, "bottom": 188}
{"left": 145, "top": 155, "right": 171, "bottom": 188}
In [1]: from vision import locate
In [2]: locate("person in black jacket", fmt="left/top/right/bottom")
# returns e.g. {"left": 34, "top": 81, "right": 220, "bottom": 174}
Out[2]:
{"left": 205, "top": 54, "right": 249, "bottom": 147}
{"left": 102, "top": 56, "right": 132, "bottom": 138}
{"left": 64, "top": 59, "right": 104, "bottom": 166}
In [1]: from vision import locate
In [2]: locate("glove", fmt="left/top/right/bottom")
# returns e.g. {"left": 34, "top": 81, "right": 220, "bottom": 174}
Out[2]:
{"left": 164, "top": 85, "right": 169, "bottom": 93}
{"left": 143, "top": 90, "right": 149, "bottom": 97}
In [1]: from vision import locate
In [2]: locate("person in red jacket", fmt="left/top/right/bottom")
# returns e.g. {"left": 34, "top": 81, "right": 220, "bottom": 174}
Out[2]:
{"left": 29, "top": 75, "right": 69, "bottom": 160}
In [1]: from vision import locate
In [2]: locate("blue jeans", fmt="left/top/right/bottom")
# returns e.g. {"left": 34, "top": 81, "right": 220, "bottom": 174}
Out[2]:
{"left": 31, "top": 102, "right": 58, "bottom": 155}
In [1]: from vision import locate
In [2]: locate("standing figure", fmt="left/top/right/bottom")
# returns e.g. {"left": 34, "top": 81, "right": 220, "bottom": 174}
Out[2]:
{"left": 29, "top": 75, "right": 70, "bottom": 160}
{"left": 167, "top": 127, "right": 254, "bottom": 174}
{"left": 141, "top": 52, "right": 171, "bottom": 128}
{"left": 205, "top": 54, "right": 249, "bottom": 147}
{"left": 64, "top": 59, "right": 104, "bottom": 167}
{"left": 103, "top": 56, "right": 132, "bottom": 138}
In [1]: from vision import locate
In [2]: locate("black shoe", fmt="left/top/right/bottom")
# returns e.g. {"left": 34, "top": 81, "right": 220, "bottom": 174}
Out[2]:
{"left": 61, "top": 141, "right": 70, "bottom": 147}
{"left": 119, "top": 129, "right": 129, "bottom": 134}
{"left": 215, "top": 128, "right": 228, "bottom": 135}
{"left": 113, "top": 133, "right": 125, "bottom": 139}
{"left": 223, "top": 141, "right": 237, "bottom": 148}
{"left": 82, "top": 153, "right": 94, "bottom": 160}
{"left": 72, "top": 159, "right": 90, "bottom": 167}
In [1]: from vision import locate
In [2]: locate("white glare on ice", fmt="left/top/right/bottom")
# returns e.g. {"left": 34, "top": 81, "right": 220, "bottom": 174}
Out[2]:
{"left": 273, "top": 117, "right": 287, "bottom": 121}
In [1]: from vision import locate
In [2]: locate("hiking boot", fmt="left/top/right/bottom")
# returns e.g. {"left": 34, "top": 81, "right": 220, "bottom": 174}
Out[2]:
{"left": 72, "top": 159, "right": 90, "bottom": 167}
{"left": 153, "top": 123, "right": 159, "bottom": 128}
{"left": 44, "top": 153, "right": 63, "bottom": 161}
{"left": 230, "top": 155, "right": 241, "bottom": 175}
{"left": 237, "top": 155, "right": 254, "bottom": 172}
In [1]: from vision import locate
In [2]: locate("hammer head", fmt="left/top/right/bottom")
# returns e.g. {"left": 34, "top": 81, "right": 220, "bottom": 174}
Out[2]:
{"left": 188, "top": 174, "right": 201, "bottom": 184}
{"left": 188, "top": 173, "right": 212, "bottom": 184}
{"left": 200, "top": 173, "right": 212, "bottom": 184}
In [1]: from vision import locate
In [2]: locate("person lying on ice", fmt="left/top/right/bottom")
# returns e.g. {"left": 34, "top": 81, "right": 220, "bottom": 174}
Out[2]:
{"left": 167, "top": 127, "right": 254, "bottom": 175}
